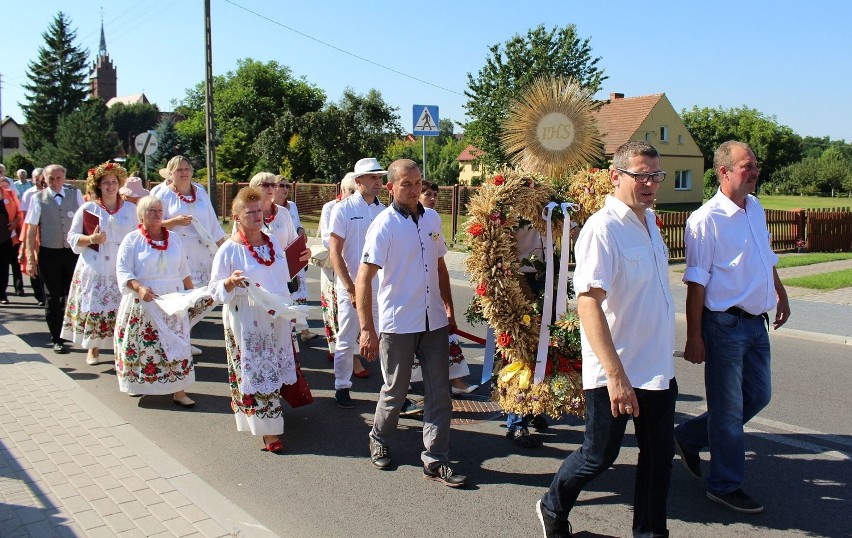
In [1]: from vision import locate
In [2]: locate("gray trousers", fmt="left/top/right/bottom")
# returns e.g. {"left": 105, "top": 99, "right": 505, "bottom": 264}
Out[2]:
{"left": 370, "top": 326, "right": 452, "bottom": 467}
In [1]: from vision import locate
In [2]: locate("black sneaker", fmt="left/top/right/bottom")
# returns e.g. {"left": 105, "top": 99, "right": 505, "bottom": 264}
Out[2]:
{"left": 335, "top": 388, "right": 354, "bottom": 409}
{"left": 706, "top": 488, "right": 764, "bottom": 513}
{"left": 400, "top": 398, "right": 424, "bottom": 416}
{"left": 507, "top": 428, "right": 536, "bottom": 448}
{"left": 674, "top": 436, "right": 702, "bottom": 479}
{"left": 423, "top": 462, "right": 466, "bottom": 488}
{"left": 52, "top": 342, "right": 66, "bottom": 354}
{"left": 536, "top": 499, "right": 573, "bottom": 537}
{"left": 530, "top": 414, "right": 550, "bottom": 432}
{"left": 369, "top": 437, "right": 391, "bottom": 469}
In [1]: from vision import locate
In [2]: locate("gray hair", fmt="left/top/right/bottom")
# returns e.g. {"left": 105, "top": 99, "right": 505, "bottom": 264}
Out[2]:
{"left": 387, "top": 159, "right": 420, "bottom": 185}
{"left": 340, "top": 172, "right": 357, "bottom": 194}
{"left": 612, "top": 141, "right": 659, "bottom": 170}
{"left": 43, "top": 164, "right": 66, "bottom": 177}
{"left": 0, "top": 164, "right": 5, "bottom": 174}
{"left": 32, "top": 167, "right": 44, "bottom": 180}
{"left": 249, "top": 172, "right": 277, "bottom": 188}
{"left": 713, "top": 141, "right": 752, "bottom": 181}
{"left": 135, "top": 195, "right": 162, "bottom": 221}
{"left": 16, "top": 169, "right": 27, "bottom": 180}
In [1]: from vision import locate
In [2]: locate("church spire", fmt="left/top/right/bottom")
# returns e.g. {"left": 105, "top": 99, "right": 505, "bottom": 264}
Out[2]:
{"left": 99, "top": 10, "right": 107, "bottom": 56}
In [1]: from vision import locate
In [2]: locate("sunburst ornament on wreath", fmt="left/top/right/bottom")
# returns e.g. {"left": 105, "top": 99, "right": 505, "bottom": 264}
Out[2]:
{"left": 501, "top": 76, "right": 602, "bottom": 179}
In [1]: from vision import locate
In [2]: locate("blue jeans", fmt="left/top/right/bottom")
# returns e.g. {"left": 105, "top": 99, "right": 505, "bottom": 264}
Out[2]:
{"left": 674, "top": 309, "right": 771, "bottom": 495}
{"left": 540, "top": 381, "right": 678, "bottom": 538}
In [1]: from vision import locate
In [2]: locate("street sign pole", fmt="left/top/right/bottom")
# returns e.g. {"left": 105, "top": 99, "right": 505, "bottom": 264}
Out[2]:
{"left": 422, "top": 136, "right": 427, "bottom": 180}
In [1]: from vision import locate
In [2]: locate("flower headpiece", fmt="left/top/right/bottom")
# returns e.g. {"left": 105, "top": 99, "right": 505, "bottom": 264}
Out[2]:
{"left": 86, "top": 161, "right": 128, "bottom": 184}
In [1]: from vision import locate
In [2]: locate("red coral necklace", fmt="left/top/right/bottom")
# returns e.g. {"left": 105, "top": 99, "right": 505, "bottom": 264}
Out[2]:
{"left": 173, "top": 183, "right": 196, "bottom": 204}
{"left": 239, "top": 229, "right": 275, "bottom": 266}
{"left": 138, "top": 224, "right": 169, "bottom": 251}
{"left": 98, "top": 199, "right": 121, "bottom": 215}
{"left": 264, "top": 204, "right": 277, "bottom": 225}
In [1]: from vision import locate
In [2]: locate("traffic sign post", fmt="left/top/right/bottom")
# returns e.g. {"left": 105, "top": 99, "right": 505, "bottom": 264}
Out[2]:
{"left": 134, "top": 131, "right": 158, "bottom": 183}
{"left": 413, "top": 105, "right": 439, "bottom": 180}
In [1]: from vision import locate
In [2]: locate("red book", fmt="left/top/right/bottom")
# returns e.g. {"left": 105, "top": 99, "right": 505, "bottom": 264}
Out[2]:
{"left": 284, "top": 234, "right": 308, "bottom": 278}
{"left": 83, "top": 210, "right": 100, "bottom": 252}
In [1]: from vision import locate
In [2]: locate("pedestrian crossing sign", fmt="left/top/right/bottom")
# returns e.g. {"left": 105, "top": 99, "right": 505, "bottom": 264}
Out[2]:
{"left": 413, "top": 105, "right": 440, "bottom": 136}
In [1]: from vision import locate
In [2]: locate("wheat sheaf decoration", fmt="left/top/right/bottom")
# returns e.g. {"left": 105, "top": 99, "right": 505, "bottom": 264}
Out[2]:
{"left": 501, "top": 76, "right": 602, "bottom": 179}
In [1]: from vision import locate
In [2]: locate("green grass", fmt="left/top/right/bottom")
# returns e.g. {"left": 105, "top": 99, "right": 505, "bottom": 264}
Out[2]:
{"left": 775, "top": 252, "right": 852, "bottom": 269}
{"left": 782, "top": 269, "right": 852, "bottom": 290}
{"left": 755, "top": 195, "right": 852, "bottom": 211}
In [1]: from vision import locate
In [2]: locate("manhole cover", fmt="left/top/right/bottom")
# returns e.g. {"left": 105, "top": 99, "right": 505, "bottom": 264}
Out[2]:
{"left": 408, "top": 394, "right": 502, "bottom": 425}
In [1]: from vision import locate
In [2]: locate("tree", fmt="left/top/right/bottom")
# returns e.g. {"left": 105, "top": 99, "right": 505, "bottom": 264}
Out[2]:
{"left": 770, "top": 146, "right": 852, "bottom": 195}
{"left": 20, "top": 12, "right": 89, "bottom": 154}
{"left": 174, "top": 59, "right": 325, "bottom": 179}
{"left": 106, "top": 102, "right": 160, "bottom": 155}
{"left": 302, "top": 88, "right": 402, "bottom": 181}
{"left": 464, "top": 24, "right": 606, "bottom": 168}
{"left": 35, "top": 99, "right": 119, "bottom": 179}
{"left": 680, "top": 106, "right": 802, "bottom": 186}
{"left": 152, "top": 114, "right": 191, "bottom": 171}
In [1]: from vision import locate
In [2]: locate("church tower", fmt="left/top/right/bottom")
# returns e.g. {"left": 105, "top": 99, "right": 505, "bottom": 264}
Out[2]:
{"left": 89, "top": 20, "right": 117, "bottom": 103}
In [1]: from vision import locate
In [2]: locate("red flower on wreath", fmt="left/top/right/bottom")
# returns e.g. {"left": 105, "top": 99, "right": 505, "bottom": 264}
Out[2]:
{"left": 496, "top": 332, "right": 512, "bottom": 347}
{"left": 489, "top": 210, "right": 504, "bottom": 225}
{"left": 475, "top": 282, "right": 487, "bottom": 296}
{"left": 105, "top": 163, "right": 115, "bottom": 170}
{"left": 88, "top": 168, "right": 96, "bottom": 177}
{"left": 468, "top": 222, "right": 484, "bottom": 237}
{"left": 493, "top": 174, "right": 505, "bottom": 186}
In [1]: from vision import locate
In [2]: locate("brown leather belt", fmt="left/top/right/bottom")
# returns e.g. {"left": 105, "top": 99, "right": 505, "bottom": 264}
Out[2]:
{"left": 724, "top": 306, "right": 764, "bottom": 320}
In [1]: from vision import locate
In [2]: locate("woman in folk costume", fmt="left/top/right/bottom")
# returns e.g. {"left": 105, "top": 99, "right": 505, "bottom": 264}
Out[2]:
{"left": 209, "top": 187, "right": 310, "bottom": 453}
{"left": 62, "top": 162, "right": 138, "bottom": 365}
{"left": 272, "top": 175, "right": 319, "bottom": 342}
{"left": 231, "top": 172, "right": 298, "bottom": 251}
{"left": 114, "top": 196, "right": 196, "bottom": 407}
{"left": 0, "top": 177, "right": 22, "bottom": 304}
{"left": 155, "top": 155, "right": 224, "bottom": 353}
{"left": 316, "top": 173, "right": 369, "bottom": 375}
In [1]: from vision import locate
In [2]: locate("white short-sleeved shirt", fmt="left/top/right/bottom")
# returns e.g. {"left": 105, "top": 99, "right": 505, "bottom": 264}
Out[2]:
{"left": 329, "top": 191, "right": 384, "bottom": 284}
{"left": 319, "top": 199, "right": 337, "bottom": 249}
{"left": 361, "top": 202, "right": 448, "bottom": 335}
{"left": 683, "top": 190, "right": 779, "bottom": 315}
{"left": 24, "top": 186, "right": 85, "bottom": 225}
{"left": 573, "top": 195, "right": 675, "bottom": 391}
{"left": 20, "top": 186, "right": 40, "bottom": 212}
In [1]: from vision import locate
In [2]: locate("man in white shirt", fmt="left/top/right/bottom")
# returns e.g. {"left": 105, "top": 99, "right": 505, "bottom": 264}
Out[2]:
{"left": 24, "top": 164, "right": 84, "bottom": 353}
{"left": 537, "top": 141, "right": 676, "bottom": 537}
{"left": 357, "top": 159, "right": 466, "bottom": 488}
{"left": 18, "top": 168, "right": 45, "bottom": 305}
{"left": 328, "top": 158, "right": 386, "bottom": 409}
{"left": 674, "top": 141, "right": 790, "bottom": 515}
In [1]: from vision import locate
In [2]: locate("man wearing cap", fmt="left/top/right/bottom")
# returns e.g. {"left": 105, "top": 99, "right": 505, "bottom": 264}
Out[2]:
{"left": 24, "top": 164, "right": 84, "bottom": 353}
{"left": 674, "top": 140, "right": 790, "bottom": 515}
{"left": 327, "top": 157, "right": 386, "bottom": 409}
{"left": 357, "top": 159, "right": 466, "bottom": 488}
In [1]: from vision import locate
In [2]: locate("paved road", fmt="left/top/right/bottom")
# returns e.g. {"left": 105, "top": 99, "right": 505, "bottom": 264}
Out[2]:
{"left": 0, "top": 264, "right": 849, "bottom": 537}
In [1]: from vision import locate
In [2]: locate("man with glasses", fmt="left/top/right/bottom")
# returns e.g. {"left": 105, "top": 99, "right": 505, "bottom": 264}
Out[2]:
{"left": 536, "top": 141, "right": 676, "bottom": 537}
{"left": 674, "top": 141, "right": 790, "bottom": 515}
{"left": 328, "top": 157, "right": 386, "bottom": 409}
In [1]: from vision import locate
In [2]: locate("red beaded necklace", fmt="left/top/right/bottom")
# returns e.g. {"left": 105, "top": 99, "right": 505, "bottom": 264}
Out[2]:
{"left": 138, "top": 224, "right": 169, "bottom": 251}
{"left": 264, "top": 204, "right": 277, "bottom": 225}
{"left": 98, "top": 199, "right": 121, "bottom": 215}
{"left": 173, "top": 183, "right": 196, "bottom": 204}
{"left": 239, "top": 229, "right": 275, "bottom": 266}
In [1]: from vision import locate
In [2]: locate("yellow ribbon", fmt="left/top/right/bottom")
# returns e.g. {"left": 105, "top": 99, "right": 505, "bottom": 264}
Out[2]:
{"left": 499, "top": 361, "right": 532, "bottom": 390}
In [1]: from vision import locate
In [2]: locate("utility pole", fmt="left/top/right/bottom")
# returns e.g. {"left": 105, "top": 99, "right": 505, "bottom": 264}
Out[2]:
{"left": 0, "top": 72, "right": 4, "bottom": 164}
{"left": 203, "top": 0, "right": 218, "bottom": 214}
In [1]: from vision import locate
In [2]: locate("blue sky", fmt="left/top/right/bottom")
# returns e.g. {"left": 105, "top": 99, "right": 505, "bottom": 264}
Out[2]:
{"left": 1, "top": 0, "right": 850, "bottom": 141}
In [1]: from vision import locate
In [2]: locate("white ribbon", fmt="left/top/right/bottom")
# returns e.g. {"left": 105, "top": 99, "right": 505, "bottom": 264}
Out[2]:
{"left": 533, "top": 203, "right": 558, "bottom": 384}
{"left": 554, "top": 203, "right": 580, "bottom": 319}
{"left": 242, "top": 277, "right": 311, "bottom": 325}
{"left": 191, "top": 215, "right": 219, "bottom": 251}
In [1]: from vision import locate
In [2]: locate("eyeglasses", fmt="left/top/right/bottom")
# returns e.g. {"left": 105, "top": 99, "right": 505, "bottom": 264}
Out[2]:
{"left": 615, "top": 168, "right": 666, "bottom": 183}
{"left": 277, "top": 184, "right": 290, "bottom": 189}
{"left": 259, "top": 182, "right": 277, "bottom": 189}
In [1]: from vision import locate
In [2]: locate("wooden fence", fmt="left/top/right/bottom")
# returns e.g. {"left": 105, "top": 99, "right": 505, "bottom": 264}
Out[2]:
{"left": 806, "top": 207, "right": 852, "bottom": 252}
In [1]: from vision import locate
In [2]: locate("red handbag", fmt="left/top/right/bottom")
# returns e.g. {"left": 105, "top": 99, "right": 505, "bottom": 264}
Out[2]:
{"left": 280, "top": 341, "right": 313, "bottom": 408}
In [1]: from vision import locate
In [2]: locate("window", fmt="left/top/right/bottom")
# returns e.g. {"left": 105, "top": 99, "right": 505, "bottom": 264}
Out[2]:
{"left": 659, "top": 126, "right": 668, "bottom": 142}
{"left": 471, "top": 162, "right": 480, "bottom": 172}
{"left": 677, "top": 134, "right": 684, "bottom": 145}
{"left": 675, "top": 170, "right": 692, "bottom": 190}
{"left": 2, "top": 137, "right": 19, "bottom": 149}
{"left": 645, "top": 132, "right": 651, "bottom": 141}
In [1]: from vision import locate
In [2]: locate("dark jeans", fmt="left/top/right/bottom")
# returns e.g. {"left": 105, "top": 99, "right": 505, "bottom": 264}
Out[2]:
{"left": 541, "top": 380, "right": 678, "bottom": 538}
{"left": 0, "top": 240, "right": 17, "bottom": 299}
{"left": 38, "top": 247, "right": 78, "bottom": 343}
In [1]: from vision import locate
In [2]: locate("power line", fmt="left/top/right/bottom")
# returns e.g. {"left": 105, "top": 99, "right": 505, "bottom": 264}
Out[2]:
{"left": 221, "top": 0, "right": 465, "bottom": 98}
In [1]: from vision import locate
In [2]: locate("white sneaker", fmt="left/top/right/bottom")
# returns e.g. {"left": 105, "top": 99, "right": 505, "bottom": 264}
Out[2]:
{"left": 451, "top": 384, "right": 479, "bottom": 395}
{"left": 86, "top": 354, "right": 99, "bottom": 366}
{"left": 191, "top": 345, "right": 202, "bottom": 356}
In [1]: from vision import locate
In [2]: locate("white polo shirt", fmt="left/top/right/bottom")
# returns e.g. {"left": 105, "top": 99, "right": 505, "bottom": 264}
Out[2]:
{"left": 20, "top": 186, "right": 40, "bottom": 212}
{"left": 683, "top": 190, "right": 779, "bottom": 315}
{"left": 329, "top": 191, "right": 384, "bottom": 284}
{"left": 574, "top": 195, "right": 675, "bottom": 391}
{"left": 361, "top": 202, "right": 448, "bottom": 335}
{"left": 319, "top": 199, "right": 336, "bottom": 249}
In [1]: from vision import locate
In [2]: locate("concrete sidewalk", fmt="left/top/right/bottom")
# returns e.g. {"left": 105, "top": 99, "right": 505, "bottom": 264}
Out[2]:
{"left": 0, "top": 329, "right": 279, "bottom": 538}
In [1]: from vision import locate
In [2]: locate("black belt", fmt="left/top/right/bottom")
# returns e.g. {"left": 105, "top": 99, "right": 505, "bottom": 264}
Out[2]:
{"left": 724, "top": 306, "right": 763, "bottom": 319}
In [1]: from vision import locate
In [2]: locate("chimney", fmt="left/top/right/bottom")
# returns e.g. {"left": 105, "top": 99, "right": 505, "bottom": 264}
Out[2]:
{"left": 610, "top": 92, "right": 624, "bottom": 101}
